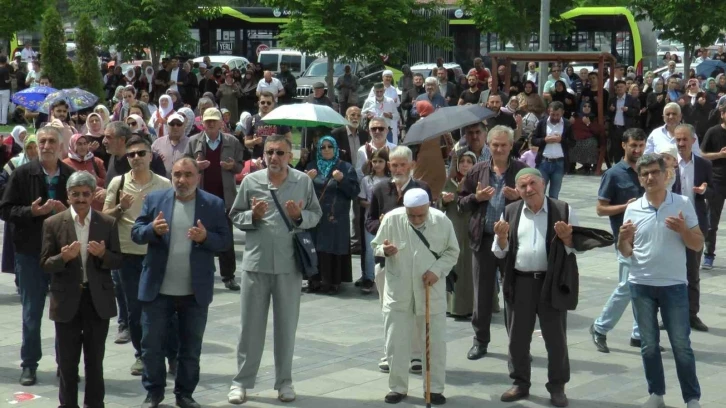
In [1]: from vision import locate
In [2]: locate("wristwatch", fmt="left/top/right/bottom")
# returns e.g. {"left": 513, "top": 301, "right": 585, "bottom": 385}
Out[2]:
{"left": 116, "top": 204, "right": 125, "bottom": 213}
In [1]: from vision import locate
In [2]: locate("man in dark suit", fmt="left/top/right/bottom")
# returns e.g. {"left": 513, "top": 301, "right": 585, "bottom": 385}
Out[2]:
{"left": 131, "top": 157, "right": 231, "bottom": 408}
{"left": 40, "top": 171, "right": 122, "bottom": 408}
{"left": 401, "top": 73, "right": 426, "bottom": 131}
{"left": 674, "top": 124, "right": 712, "bottom": 332}
{"left": 436, "top": 68, "right": 458, "bottom": 106}
{"left": 531, "top": 101, "right": 576, "bottom": 199}
{"left": 608, "top": 80, "right": 641, "bottom": 164}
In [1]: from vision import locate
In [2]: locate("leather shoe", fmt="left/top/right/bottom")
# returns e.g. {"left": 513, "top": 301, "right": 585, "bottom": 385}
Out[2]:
{"left": 224, "top": 279, "right": 241, "bottom": 291}
{"left": 500, "top": 386, "right": 529, "bottom": 402}
{"left": 630, "top": 338, "right": 665, "bottom": 351}
{"left": 19, "top": 367, "right": 36, "bottom": 386}
{"left": 427, "top": 392, "right": 446, "bottom": 405}
{"left": 550, "top": 391, "right": 569, "bottom": 407}
{"left": 141, "top": 395, "right": 164, "bottom": 408}
{"left": 467, "top": 344, "right": 487, "bottom": 360}
{"left": 385, "top": 392, "right": 406, "bottom": 404}
{"left": 176, "top": 395, "right": 201, "bottom": 408}
{"left": 589, "top": 324, "right": 609, "bottom": 353}
{"left": 690, "top": 316, "right": 709, "bottom": 332}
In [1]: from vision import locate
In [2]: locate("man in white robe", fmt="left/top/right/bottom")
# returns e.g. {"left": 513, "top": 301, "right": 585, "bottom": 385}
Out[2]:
{"left": 371, "top": 188, "right": 459, "bottom": 405}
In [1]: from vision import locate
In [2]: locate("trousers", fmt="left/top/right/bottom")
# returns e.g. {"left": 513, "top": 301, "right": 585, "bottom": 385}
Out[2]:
{"left": 471, "top": 235, "right": 502, "bottom": 347}
{"left": 375, "top": 264, "right": 421, "bottom": 358}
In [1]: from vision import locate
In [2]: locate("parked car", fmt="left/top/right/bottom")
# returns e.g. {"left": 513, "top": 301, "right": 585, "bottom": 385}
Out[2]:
{"left": 258, "top": 49, "right": 319, "bottom": 77}
{"left": 295, "top": 58, "right": 388, "bottom": 105}
{"left": 192, "top": 55, "right": 251, "bottom": 71}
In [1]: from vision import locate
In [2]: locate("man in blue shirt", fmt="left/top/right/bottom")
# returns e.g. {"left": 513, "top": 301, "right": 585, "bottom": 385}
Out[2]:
{"left": 619, "top": 153, "right": 702, "bottom": 408}
{"left": 589, "top": 128, "right": 646, "bottom": 353}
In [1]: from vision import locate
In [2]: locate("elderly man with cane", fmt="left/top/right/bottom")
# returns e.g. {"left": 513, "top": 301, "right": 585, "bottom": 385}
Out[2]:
{"left": 371, "top": 188, "right": 459, "bottom": 405}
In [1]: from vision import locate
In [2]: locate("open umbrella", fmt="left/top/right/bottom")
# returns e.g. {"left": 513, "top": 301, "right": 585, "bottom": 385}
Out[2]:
{"left": 39, "top": 88, "right": 99, "bottom": 113}
{"left": 695, "top": 60, "right": 726, "bottom": 78}
{"left": 12, "top": 86, "right": 58, "bottom": 111}
{"left": 261, "top": 103, "right": 350, "bottom": 128}
{"left": 402, "top": 104, "right": 494, "bottom": 146}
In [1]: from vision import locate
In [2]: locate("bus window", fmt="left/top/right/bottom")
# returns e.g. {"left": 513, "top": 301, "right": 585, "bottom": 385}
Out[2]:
{"left": 259, "top": 53, "right": 278, "bottom": 71}
{"left": 281, "top": 55, "right": 301, "bottom": 73}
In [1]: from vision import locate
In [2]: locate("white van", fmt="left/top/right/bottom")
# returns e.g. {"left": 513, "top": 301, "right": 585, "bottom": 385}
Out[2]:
{"left": 258, "top": 49, "right": 318, "bottom": 77}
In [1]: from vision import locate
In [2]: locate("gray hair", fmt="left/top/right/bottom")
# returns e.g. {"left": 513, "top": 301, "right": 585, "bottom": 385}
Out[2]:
{"left": 172, "top": 157, "right": 199, "bottom": 171}
{"left": 197, "top": 97, "right": 213, "bottom": 110}
{"left": 424, "top": 77, "right": 438, "bottom": 87}
{"left": 66, "top": 170, "right": 97, "bottom": 191}
{"left": 675, "top": 123, "right": 696, "bottom": 139}
{"left": 389, "top": 145, "right": 413, "bottom": 162}
{"left": 105, "top": 121, "right": 133, "bottom": 141}
{"left": 368, "top": 117, "right": 388, "bottom": 128}
{"left": 264, "top": 134, "right": 292, "bottom": 150}
{"left": 663, "top": 102, "right": 681, "bottom": 115}
{"left": 36, "top": 126, "right": 61, "bottom": 141}
{"left": 636, "top": 153, "right": 666, "bottom": 175}
{"left": 487, "top": 125, "right": 514, "bottom": 143}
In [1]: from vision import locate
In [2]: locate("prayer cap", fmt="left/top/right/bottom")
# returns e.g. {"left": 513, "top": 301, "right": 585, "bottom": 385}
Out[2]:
{"left": 403, "top": 188, "right": 429, "bottom": 208}
{"left": 382, "top": 70, "right": 393, "bottom": 77}
{"left": 515, "top": 167, "right": 543, "bottom": 182}
{"left": 655, "top": 144, "right": 678, "bottom": 160}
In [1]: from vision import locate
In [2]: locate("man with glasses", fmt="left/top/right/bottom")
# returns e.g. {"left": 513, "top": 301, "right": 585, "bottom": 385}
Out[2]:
{"left": 645, "top": 103, "right": 702, "bottom": 156}
{"left": 103, "top": 133, "right": 174, "bottom": 377}
{"left": 103, "top": 122, "right": 166, "bottom": 183}
{"left": 152, "top": 113, "right": 191, "bottom": 178}
{"left": 246, "top": 91, "right": 292, "bottom": 160}
{"left": 0, "top": 126, "right": 74, "bottom": 386}
{"left": 228, "top": 135, "right": 322, "bottom": 405}
{"left": 355, "top": 117, "right": 396, "bottom": 180}
{"left": 543, "top": 64, "right": 571, "bottom": 101}
{"left": 185, "top": 108, "right": 247, "bottom": 291}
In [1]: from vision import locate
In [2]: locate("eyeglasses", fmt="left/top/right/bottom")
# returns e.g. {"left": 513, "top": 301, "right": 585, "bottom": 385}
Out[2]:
{"left": 265, "top": 149, "right": 288, "bottom": 157}
{"left": 370, "top": 126, "right": 386, "bottom": 132}
{"left": 127, "top": 121, "right": 137, "bottom": 126}
{"left": 168, "top": 121, "right": 184, "bottom": 127}
{"left": 70, "top": 191, "right": 92, "bottom": 198}
{"left": 126, "top": 150, "right": 148, "bottom": 158}
{"left": 260, "top": 101, "right": 273, "bottom": 106}
{"left": 320, "top": 145, "right": 334, "bottom": 150}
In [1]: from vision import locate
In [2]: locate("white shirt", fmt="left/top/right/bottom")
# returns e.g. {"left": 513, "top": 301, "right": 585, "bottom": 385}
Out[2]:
{"left": 70, "top": 206, "right": 91, "bottom": 283}
{"left": 492, "top": 200, "right": 578, "bottom": 272}
{"left": 661, "top": 70, "right": 676, "bottom": 81}
{"left": 356, "top": 140, "right": 397, "bottom": 180}
{"left": 21, "top": 47, "right": 36, "bottom": 62}
{"left": 646, "top": 125, "right": 702, "bottom": 156}
{"left": 368, "top": 84, "right": 400, "bottom": 106}
{"left": 525, "top": 71, "right": 538, "bottom": 84}
{"left": 256, "top": 77, "right": 284, "bottom": 102}
{"left": 678, "top": 154, "right": 696, "bottom": 206}
{"left": 614, "top": 94, "right": 626, "bottom": 126}
{"left": 361, "top": 95, "right": 401, "bottom": 143}
{"left": 542, "top": 118, "right": 565, "bottom": 159}
{"left": 26, "top": 70, "right": 41, "bottom": 88}
{"left": 604, "top": 76, "right": 624, "bottom": 90}
{"left": 170, "top": 68, "right": 180, "bottom": 91}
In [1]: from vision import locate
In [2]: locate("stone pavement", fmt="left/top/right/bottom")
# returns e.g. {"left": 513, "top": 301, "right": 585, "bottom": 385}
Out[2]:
{"left": 2, "top": 174, "right": 726, "bottom": 408}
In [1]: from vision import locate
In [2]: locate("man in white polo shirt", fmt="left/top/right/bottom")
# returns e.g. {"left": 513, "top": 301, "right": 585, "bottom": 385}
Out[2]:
{"left": 256, "top": 70, "right": 285, "bottom": 102}
{"left": 645, "top": 102, "right": 701, "bottom": 156}
{"left": 619, "top": 153, "right": 703, "bottom": 408}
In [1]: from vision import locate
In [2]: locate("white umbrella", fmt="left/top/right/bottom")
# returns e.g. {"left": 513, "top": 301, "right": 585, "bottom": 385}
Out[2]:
{"left": 261, "top": 103, "right": 350, "bottom": 128}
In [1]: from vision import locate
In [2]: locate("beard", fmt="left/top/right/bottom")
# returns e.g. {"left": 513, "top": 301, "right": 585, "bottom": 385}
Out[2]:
{"left": 392, "top": 172, "right": 410, "bottom": 184}
{"left": 174, "top": 185, "right": 195, "bottom": 198}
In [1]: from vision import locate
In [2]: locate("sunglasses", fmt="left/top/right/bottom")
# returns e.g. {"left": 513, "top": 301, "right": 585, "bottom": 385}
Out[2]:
{"left": 265, "top": 149, "right": 288, "bottom": 157}
{"left": 126, "top": 150, "right": 148, "bottom": 158}
{"left": 260, "top": 101, "right": 273, "bottom": 106}
{"left": 370, "top": 126, "right": 386, "bottom": 132}
{"left": 168, "top": 121, "right": 184, "bottom": 127}
{"left": 320, "top": 145, "right": 334, "bottom": 150}
{"left": 70, "top": 191, "right": 93, "bottom": 198}
{"left": 127, "top": 121, "right": 137, "bottom": 126}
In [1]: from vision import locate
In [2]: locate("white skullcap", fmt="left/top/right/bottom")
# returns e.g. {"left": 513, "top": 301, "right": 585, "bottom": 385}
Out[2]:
{"left": 655, "top": 144, "right": 678, "bottom": 160}
{"left": 199, "top": 63, "right": 207, "bottom": 69}
{"left": 403, "top": 188, "right": 429, "bottom": 208}
{"left": 382, "top": 69, "right": 393, "bottom": 77}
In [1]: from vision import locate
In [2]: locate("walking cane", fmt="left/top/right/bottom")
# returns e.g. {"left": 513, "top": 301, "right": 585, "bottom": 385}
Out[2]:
{"left": 425, "top": 283, "right": 432, "bottom": 408}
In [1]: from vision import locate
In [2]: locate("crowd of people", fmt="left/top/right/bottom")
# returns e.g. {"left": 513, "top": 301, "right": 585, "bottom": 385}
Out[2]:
{"left": 0, "top": 50, "right": 723, "bottom": 408}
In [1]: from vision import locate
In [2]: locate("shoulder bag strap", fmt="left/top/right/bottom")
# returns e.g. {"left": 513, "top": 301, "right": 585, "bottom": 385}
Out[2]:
{"left": 115, "top": 173, "right": 126, "bottom": 206}
{"left": 269, "top": 189, "right": 294, "bottom": 233}
{"left": 409, "top": 224, "right": 440, "bottom": 260}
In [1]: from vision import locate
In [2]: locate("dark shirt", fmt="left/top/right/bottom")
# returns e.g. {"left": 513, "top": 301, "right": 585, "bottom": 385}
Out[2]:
{"left": 581, "top": 88, "right": 610, "bottom": 121}
{"left": 0, "top": 66, "right": 10, "bottom": 91}
{"left": 459, "top": 89, "right": 481, "bottom": 105}
{"left": 202, "top": 142, "right": 225, "bottom": 200}
{"left": 105, "top": 153, "right": 167, "bottom": 184}
{"left": 597, "top": 160, "right": 643, "bottom": 239}
{"left": 700, "top": 124, "right": 726, "bottom": 185}
{"left": 487, "top": 111, "right": 517, "bottom": 130}
{"left": 247, "top": 115, "right": 291, "bottom": 158}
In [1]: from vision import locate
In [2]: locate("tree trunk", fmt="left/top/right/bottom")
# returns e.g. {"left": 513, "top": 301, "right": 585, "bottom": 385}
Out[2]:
{"left": 326, "top": 53, "right": 335, "bottom": 103}
{"left": 683, "top": 45, "right": 692, "bottom": 79}
{"left": 150, "top": 46, "right": 161, "bottom": 75}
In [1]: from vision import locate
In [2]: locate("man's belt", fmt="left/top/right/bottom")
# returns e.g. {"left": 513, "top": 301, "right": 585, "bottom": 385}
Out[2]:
{"left": 514, "top": 269, "right": 546, "bottom": 279}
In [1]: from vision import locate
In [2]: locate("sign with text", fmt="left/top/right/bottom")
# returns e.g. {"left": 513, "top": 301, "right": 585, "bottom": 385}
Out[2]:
{"left": 217, "top": 41, "right": 234, "bottom": 55}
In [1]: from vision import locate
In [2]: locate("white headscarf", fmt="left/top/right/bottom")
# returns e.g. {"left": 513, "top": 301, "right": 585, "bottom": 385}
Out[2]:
{"left": 157, "top": 95, "right": 174, "bottom": 118}
{"left": 178, "top": 107, "right": 196, "bottom": 136}
{"left": 10, "top": 126, "right": 26, "bottom": 145}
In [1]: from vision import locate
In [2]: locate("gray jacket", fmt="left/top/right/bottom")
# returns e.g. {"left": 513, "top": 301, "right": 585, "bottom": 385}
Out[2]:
{"left": 184, "top": 132, "right": 247, "bottom": 209}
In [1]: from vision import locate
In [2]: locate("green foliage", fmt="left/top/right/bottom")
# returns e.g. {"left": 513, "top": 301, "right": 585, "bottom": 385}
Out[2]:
{"left": 40, "top": 7, "right": 77, "bottom": 89}
{"left": 261, "top": 0, "right": 452, "bottom": 90}
{"left": 0, "top": 0, "right": 47, "bottom": 52}
{"left": 68, "top": 0, "right": 222, "bottom": 69}
{"left": 631, "top": 0, "right": 724, "bottom": 74}
{"left": 73, "top": 15, "right": 104, "bottom": 99}
{"left": 575, "top": 0, "right": 629, "bottom": 6}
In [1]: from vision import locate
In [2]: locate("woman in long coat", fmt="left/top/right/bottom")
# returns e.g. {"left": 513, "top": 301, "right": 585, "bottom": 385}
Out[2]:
{"left": 305, "top": 136, "right": 360, "bottom": 294}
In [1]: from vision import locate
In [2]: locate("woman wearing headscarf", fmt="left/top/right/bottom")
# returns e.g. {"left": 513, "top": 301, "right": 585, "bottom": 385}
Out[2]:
{"left": 716, "top": 73, "right": 726, "bottom": 95}
{"left": 439, "top": 150, "right": 476, "bottom": 319}
{"left": 83, "top": 112, "right": 110, "bottom": 168}
{"left": 62, "top": 134, "right": 107, "bottom": 210}
{"left": 193, "top": 97, "right": 214, "bottom": 133}
{"left": 0, "top": 136, "right": 38, "bottom": 278}
{"left": 646, "top": 77, "right": 667, "bottom": 132}
{"left": 551, "top": 80, "right": 576, "bottom": 118}
{"left": 148, "top": 94, "right": 175, "bottom": 138}
{"left": 124, "top": 67, "right": 137, "bottom": 90}
{"left": 127, "top": 113, "right": 155, "bottom": 143}
{"left": 178, "top": 107, "right": 196, "bottom": 137}
{"left": 217, "top": 72, "right": 241, "bottom": 123}
{"left": 111, "top": 85, "right": 126, "bottom": 120}
{"left": 202, "top": 91, "right": 218, "bottom": 107}
{"left": 569, "top": 101, "right": 604, "bottom": 174}
{"left": 501, "top": 95, "right": 521, "bottom": 115}
{"left": 166, "top": 89, "right": 185, "bottom": 111}
{"left": 234, "top": 111, "right": 252, "bottom": 141}
{"left": 304, "top": 136, "right": 360, "bottom": 294}
{"left": 7, "top": 126, "right": 26, "bottom": 159}
{"left": 682, "top": 91, "right": 712, "bottom": 139}
{"left": 703, "top": 77, "right": 719, "bottom": 107}
{"left": 239, "top": 69, "right": 258, "bottom": 115}
{"left": 139, "top": 89, "right": 158, "bottom": 117}
{"left": 522, "top": 80, "right": 546, "bottom": 116}
{"left": 93, "top": 104, "right": 111, "bottom": 124}
{"left": 509, "top": 71, "right": 524, "bottom": 95}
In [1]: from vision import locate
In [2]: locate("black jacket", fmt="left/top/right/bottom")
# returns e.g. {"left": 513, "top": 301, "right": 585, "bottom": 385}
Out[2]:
{"left": 330, "top": 127, "right": 369, "bottom": 164}
{"left": 608, "top": 94, "right": 641, "bottom": 128}
{"left": 0, "top": 160, "right": 75, "bottom": 255}
{"left": 672, "top": 154, "right": 713, "bottom": 235}
{"left": 531, "top": 117, "right": 576, "bottom": 168}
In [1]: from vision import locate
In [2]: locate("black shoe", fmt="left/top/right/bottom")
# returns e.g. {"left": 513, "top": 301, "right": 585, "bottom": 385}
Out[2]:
{"left": 354, "top": 277, "right": 364, "bottom": 287}
{"left": 141, "top": 395, "right": 164, "bottom": 408}
{"left": 176, "top": 395, "right": 201, "bottom": 408}
{"left": 589, "top": 324, "right": 609, "bottom": 353}
{"left": 690, "top": 316, "right": 709, "bottom": 332}
{"left": 168, "top": 359, "right": 178, "bottom": 377}
{"left": 19, "top": 367, "right": 36, "bottom": 386}
{"left": 467, "top": 344, "right": 487, "bottom": 360}
{"left": 361, "top": 279, "right": 374, "bottom": 294}
{"left": 630, "top": 338, "right": 665, "bottom": 351}
{"left": 305, "top": 281, "right": 321, "bottom": 293}
{"left": 223, "top": 279, "right": 240, "bottom": 291}
{"left": 428, "top": 392, "right": 446, "bottom": 405}
{"left": 385, "top": 392, "right": 406, "bottom": 404}
{"left": 350, "top": 246, "right": 362, "bottom": 255}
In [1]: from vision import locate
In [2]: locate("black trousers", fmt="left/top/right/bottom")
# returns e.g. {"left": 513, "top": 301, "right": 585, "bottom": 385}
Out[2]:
{"left": 508, "top": 273, "right": 569, "bottom": 393}
{"left": 687, "top": 249, "right": 702, "bottom": 318}
{"left": 705, "top": 188, "right": 726, "bottom": 257}
{"left": 218, "top": 216, "right": 236, "bottom": 280}
{"left": 608, "top": 125, "right": 626, "bottom": 166}
{"left": 471, "top": 234, "right": 502, "bottom": 347}
{"left": 55, "top": 288, "right": 110, "bottom": 408}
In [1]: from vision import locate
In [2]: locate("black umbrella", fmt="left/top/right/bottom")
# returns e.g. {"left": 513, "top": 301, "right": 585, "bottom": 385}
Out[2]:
{"left": 402, "top": 104, "right": 495, "bottom": 146}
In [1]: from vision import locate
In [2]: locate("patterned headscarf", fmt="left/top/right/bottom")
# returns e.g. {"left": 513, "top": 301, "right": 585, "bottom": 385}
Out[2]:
{"left": 316, "top": 136, "right": 339, "bottom": 179}
{"left": 68, "top": 133, "right": 94, "bottom": 162}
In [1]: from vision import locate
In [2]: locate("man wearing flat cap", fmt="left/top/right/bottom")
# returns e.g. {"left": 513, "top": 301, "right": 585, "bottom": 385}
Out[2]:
{"left": 492, "top": 168, "right": 578, "bottom": 407}
{"left": 305, "top": 82, "right": 333, "bottom": 107}
{"left": 371, "top": 188, "right": 459, "bottom": 405}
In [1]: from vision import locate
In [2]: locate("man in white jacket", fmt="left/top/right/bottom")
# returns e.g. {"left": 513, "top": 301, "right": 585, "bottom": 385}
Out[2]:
{"left": 363, "top": 82, "right": 401, "bottom": 144}
{"left": 371, "top": 188, "right": 459, "bottom": 405}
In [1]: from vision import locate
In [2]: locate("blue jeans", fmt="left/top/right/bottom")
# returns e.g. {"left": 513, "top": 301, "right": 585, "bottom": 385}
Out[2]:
{"left": 363, "top": 230, "right": 376, "bottom": 281}
{"left": 630, "top": 283, "right": 700, "bottom": 403}
{"left": 594, "top": 249, "right": 639, "bottom": 339}
{"left": 112, "top": 269, "right": 128, "bottom": 328}
{"left": 15, "top": 253, "right": 50, "bottom": 369}
{"left": 119, "top": 255, "right": 144, "bottom": 358}
{"left": 141, "top": 294, "right": 208, "bottom": 399}
{"left": 537, "top": 159, "right": 565, "bottom": 199}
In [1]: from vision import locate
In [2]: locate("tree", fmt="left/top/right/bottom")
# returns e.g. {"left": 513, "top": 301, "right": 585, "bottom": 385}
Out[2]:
{"left": 73, "top": 15, "right": 104, "bottom": 98}
{"left": 69, "top": 0, "right": 221, "bottom": 72}
{"left": 631, "top": 0, "right": 723, "bottom": 75}
{"left": 0, "top": 0, "right": 47, "bottom": 55}
{"left": 261, "top": 0, "right": 452, "bottom": 93}
{"left": 40, "top": 6, "right": 77, "bottom": 89}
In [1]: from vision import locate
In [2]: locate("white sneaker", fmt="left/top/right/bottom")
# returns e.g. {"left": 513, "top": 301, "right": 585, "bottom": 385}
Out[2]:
{"left": 228, "top": 386, "right": 246, "bottom": 405}
{"left": 378, "top": 357, "right": 390, "bottom": 373}
{"left": 278, "top": 384, "right": 296, "bottom": 402}
{"left": 687, "top": 400, "right": 701, "bottom": 408}
{"left": 642, "top": 394, "right": 665, "bottom": 408}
